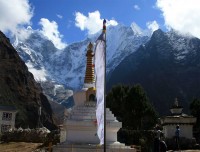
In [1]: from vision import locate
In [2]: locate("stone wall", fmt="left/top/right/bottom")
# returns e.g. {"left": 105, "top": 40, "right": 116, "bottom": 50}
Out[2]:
{"left": 0, "top": 127, "right": 59, "bottom": 144}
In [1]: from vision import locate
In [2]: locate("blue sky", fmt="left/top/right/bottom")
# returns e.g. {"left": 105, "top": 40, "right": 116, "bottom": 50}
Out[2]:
{"left": 0, "top": 0, "right": 200, "bottom": 49}
{"left": 30, "top": 0, "right": 163, "bottom": 43}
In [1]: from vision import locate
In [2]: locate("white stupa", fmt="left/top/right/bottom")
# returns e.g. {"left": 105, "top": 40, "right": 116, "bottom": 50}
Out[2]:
{"left": 160, "top": 98, "right": 196, "bottom": 139}
{"left": 53, "top": 43, "right": 135, "bottom": 152}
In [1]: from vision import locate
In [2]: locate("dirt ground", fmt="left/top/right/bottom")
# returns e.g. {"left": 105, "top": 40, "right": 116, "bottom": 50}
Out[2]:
{"left": 0, "top": 142, "right": 200, "bottom": 152}
{"left": 0, "top": 142, "right": 45, "bottom": 152}
{"left": 167, "top": 150, "right": 200, "bottom": 152}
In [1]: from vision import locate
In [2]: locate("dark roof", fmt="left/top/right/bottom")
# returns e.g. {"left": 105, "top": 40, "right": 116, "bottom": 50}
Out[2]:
{"left": 0, "top": 105, "right": 17, "bottom": 111}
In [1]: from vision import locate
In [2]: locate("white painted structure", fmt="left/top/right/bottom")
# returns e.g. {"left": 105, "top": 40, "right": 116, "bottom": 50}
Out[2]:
{"left": 0, "top": 106, "right": 17, "bottom": 134}
{"left": 63, "top": 105, "right": 121, "bottom": 144}
{"left": 53, "top": 88, "right": 135, "bottom": 152}
{"left": 160, "top": 99, "right": 196, "bottom": 139}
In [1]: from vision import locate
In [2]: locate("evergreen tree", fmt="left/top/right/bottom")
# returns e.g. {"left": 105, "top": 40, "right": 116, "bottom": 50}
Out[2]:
{"left": 124, "top": 84, "right": 157, "bottom": 130}
{"left": 190, "top": 98, "right": 200, "bottom": 131}
{"left": 106, "top": 84, "right": 158, "bottom": 130}
{"left": 106, "top": 85, "right": 129, "bottom": 121}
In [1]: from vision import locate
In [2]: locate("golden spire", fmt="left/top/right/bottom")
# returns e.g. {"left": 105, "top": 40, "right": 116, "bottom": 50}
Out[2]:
{"left": 88, "top": 42, "right": 93, "bottom": 50}
{"left": 84, "top": 42, "right": 95, "bottom": 84}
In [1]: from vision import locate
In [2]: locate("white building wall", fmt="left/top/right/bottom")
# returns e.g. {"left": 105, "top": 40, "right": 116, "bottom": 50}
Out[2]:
{"left": 163, "top": 124, "right": 193, "bottom": 139}
{"left": 179, "top": 125, "right": 193, "bottom": 138}
{"left": 73, "top": 91, "right": 86, "bottom": 106}
{"left": 67, "top": 129, "right": 99, "bottom": 144}
{"left": 0, "top": 111, "right": 17, "bottom": 133}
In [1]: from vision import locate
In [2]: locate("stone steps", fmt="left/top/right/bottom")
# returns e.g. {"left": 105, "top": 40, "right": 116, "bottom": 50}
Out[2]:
{"left": 65, "top": 120, "right": 122, "bottom": 128}
{"left": 70, "top": 115, "right": 116, "bottom": 121}
{"left": 71, "top": 112, "right": 114, "bottom": 117}
{"left": 73, "top": 106, "right": 111, "bottom": 111}
{"left": 70, "top": 105, "right": 117, "bottom": 121}
{"left": 71, "top": 110, "right": 113, "bottom": 116}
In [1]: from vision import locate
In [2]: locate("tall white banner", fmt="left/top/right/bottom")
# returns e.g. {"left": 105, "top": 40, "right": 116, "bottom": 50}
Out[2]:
{"left": 95, "top": 32, "right": 106, "bottom": 145}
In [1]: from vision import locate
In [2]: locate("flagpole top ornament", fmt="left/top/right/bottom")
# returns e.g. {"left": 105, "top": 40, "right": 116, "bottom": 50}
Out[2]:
{"left": 103, "top": 19, "right": 106, "bottom": 33}
{"left": 88, "top": 42, "right": 93, "bottom": 50}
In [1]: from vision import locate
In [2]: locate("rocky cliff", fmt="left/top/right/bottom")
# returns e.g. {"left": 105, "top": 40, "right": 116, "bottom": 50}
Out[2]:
{"left": 0, "top": 31, "right": 56, "bottom": 130}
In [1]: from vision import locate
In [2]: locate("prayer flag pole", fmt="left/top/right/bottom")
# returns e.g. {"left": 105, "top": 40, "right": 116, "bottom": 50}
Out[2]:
{"left": 103, "top": 19, "right": 107, "bottom": 152}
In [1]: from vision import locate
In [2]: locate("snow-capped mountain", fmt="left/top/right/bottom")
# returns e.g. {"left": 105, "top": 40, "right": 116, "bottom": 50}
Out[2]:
{"left": 108, "top": 29, "right": 200, "bottom": 115}
{"left": 13, "top": 22, "right": 200, "bottom": 113}
{"left": 14, "top": 23, "right": 150, "bottom": 93}
{"left": 106, "top": 24, "right": 149, "bottom": 76}
{"left": 166, "top": 30, "right": 197, "bottom": 60}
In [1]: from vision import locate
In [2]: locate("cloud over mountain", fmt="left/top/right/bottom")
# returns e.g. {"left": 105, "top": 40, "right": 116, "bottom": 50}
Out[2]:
{"left": 157, "top": 0, "right": 200, "bottom": 38}
{"left": 75, "top": 10, "right": 118, "bottom": 35}
{"left": 39, "top": 18, "right": 67, "bottom": 49}
{"left": 0, "top": 0, "right": 33, "bottom": 40}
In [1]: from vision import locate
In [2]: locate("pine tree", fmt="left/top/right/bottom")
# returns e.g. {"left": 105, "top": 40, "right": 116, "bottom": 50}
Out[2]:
{"left": 106, "top": 84, "right": 158, "bottom": 130}
{"left": 190, "top": 98, "right": 200, "bottom": 131}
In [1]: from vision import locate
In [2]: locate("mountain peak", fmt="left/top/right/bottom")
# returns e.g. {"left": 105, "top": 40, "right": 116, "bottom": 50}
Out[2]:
{"left": 152, "top": 29, "right": 164, "bottom": 37}
{"left": 131, "top": 22, "right": 143, "bottom": 36}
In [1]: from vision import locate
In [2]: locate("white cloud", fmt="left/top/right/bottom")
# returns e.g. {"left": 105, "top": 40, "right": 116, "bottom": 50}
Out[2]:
{"left": 146, "top": 20, "right": 159, "bottom": 33}
{"left": 134, "top": 5, "right": 140, "bottom": 10}
{"left": 75, "top": 10, "right": 118, "bottom": 35}
{"left": 0, "top": 0, "right": 33, "bottom": 39}
{"left": 16, "top": 26, "right": 33, "bottom": 41}
{"left": 156, "top": 0, "right": 200, "bottom": 38}
{"left": 57, "top": 14, "right": 63, "bottom": 19}
{"left": 39, "top": 18, "right": 67, "bottom": 49}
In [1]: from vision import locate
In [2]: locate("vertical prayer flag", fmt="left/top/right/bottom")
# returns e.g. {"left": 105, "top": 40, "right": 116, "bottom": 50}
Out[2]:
{"left": 95, "top": 20, "right": 106, "bottom": 145}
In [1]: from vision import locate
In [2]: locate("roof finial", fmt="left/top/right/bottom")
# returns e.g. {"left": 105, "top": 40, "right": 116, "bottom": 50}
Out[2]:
{"left": 103, "top": 19, "right": 106, "bottom": 33}
{"left": 87, "top": 42, "right": 93, "bottom": 50}
{"left": 175, "top": 98, "right": 178, "bottom": 107}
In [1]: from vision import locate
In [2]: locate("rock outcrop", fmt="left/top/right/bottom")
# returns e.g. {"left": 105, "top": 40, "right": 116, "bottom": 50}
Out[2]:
{"left": 0, "top": 31, "right": 56, "bottom": 130}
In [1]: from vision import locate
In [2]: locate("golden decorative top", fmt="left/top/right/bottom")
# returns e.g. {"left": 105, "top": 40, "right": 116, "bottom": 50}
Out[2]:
{"left": 87, "top": 42, "right": 93, "bottom": 50}
{"left": 84, "top": 42, "right": 95, "bottom": 84}
{"left": 88, "top": 87, "right": 96, "bottom": 91}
